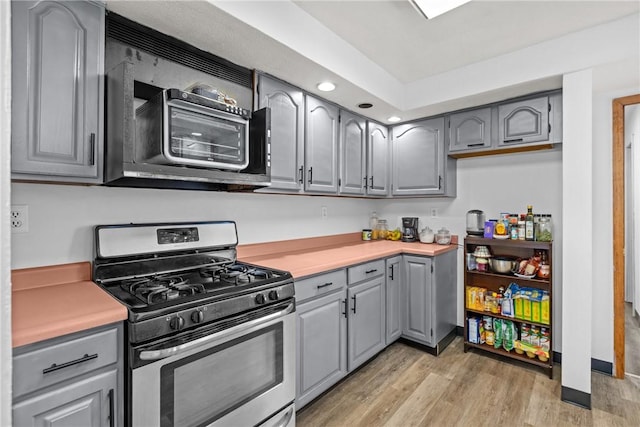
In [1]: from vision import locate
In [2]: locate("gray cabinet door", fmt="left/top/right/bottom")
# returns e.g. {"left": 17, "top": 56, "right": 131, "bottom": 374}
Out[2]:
{"left": 304, "top": 95, "right": 339, "bottom": 193}
{"left": 296, "top": 290, "right": 347, "bottom": 409}
{"left": 402, "top": 255, "right": 433, "bottom": 345}
{"left": 392, "top": 117, "right": 445, "bottom": 196}
{"left": 498, "top": 96, "right": 549, "bottom": 146}
{"left": 366, "top": 121, "right": 390, "bottom": 196}
{"left": 13, "top": 369, "right": 117, "bottom": 427}
{"left": 339, "top": 111, "right": 366, "bottom": 195}
{"left": 11, "top": 0, "right": 104, "bottom": 183}
{"left": 347, "top": 277, "right": 386, "bottom": 371}
{"left": 385, "top": 256, "right": 402, "bottom": 345}
{"left": 257, "top": 75, "right": 305, "bottom": 191}
{"left": 448, "top": 107, "right": 492, "bottom": 152}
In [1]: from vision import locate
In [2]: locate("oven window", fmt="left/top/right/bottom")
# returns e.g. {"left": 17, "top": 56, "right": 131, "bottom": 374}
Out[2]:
{"left": 169, "top": 107, "right": 247, "bottom": 166}
{"left": 160, "top": 323, "right": 283, "bottom": 427}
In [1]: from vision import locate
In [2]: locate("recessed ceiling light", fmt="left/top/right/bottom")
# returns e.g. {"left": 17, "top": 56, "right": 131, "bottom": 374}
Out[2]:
{"left": 410, "top": 0, "right": 471, "bottom": 19}
{"left": 388, "top": 116, "right": 402, "bottom": 123}
{"left": 317, "top": 82, "right": 336, "bottom": 92}
{"left": 358, "top": 103, "right": 373, "bottom": 109}
{"left": 191, "top": 132, "right": 202, "bottom": 137}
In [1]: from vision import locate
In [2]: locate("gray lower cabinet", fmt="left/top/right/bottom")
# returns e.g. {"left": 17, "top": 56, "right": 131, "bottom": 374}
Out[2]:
{"left": 305, "top": 95, "right": 339, "bottom": 193}
{"left": 295, "top": 271, "right": 348, "bottom": 409}
{"left": 11, "top": 0, "right": 105, "bottom": 183}
{"left": 339, "top": 111, "right": 367, "bottom": 195}
{"left": 401, "top": 252, "right": 457, "bottom": 351}
{"left": 13, "top": 370, "right": 117, "bottom": 427}
{"left": 385, "top": 256, "right": 402, "bottom": 345}
{"left": 257, "top": 75, "right": 305, "bottom": 192}
{"left": 366, "top": 121, "right": 390, "bottom": 196}
{"left": 392, "top": 117, "right": 455, "bottom": 197}
{"left": 12, "top": 323, "right": 123, "bottom": 427}
{"left": 347, "top": 275, "right": 386, "bottom": 371}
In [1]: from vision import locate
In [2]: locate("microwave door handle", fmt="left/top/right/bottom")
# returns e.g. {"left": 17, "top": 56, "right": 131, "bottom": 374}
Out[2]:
{"left": 139, "top": 303, "right": 294, "bottom": 361}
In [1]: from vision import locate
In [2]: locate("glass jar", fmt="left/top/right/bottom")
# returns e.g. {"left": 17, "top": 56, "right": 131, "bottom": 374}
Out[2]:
{"left": 536, "top": 215, "right": 553, "bottom": 242}
{"left": 375, "top": 219, "right": 388, "bottom": 240}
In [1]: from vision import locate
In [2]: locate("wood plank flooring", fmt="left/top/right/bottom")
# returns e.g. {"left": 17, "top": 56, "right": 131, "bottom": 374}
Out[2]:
{"left": 297, "top": 337, "right": 640, "bottom": 427}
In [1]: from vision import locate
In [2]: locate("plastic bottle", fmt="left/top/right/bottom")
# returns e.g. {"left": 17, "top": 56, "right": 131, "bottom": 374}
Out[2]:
{"left": 370, "top": 211, "right": 378, "bottom": 231}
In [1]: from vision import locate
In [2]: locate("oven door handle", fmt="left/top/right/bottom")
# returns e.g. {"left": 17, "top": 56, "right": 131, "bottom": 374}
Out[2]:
{"left": 139, "top": 302, "right": 295, "bottom": 361}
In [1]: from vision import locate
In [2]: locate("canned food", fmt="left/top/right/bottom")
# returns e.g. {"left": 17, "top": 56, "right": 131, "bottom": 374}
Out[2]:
{"left": 362, "top": 229, "right": 372, "bottom": 241}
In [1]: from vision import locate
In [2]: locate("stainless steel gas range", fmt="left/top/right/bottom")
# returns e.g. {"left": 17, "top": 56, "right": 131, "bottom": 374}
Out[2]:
{"left": 92, "top": 221, "right": 296, "bottom": 427}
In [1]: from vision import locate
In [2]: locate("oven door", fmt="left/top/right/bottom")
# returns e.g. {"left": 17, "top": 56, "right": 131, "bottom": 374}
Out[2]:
{"left": 163, "top": 98, "right": 250, "bottom": 170}
{"left": 131, "top": 301, "right": 295, "bottom": 427}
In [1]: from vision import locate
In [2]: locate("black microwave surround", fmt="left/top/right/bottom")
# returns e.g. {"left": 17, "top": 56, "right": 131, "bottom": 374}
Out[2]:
{"left": 105, "top": 61, "right": 271, "bottom": 191}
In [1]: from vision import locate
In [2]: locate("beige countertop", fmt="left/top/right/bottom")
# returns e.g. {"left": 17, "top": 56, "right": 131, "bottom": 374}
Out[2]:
{"left": 238, "top": 233, "right": 458, "bottom": 279}
{"left": 12, "top": 262, "right": 128, "bottom": 348}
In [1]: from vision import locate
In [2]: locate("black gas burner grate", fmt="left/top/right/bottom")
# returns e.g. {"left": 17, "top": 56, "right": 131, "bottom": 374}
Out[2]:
{"left": 122, "top": 274, "right": 206, "bottom": 305}
{"left": 199, "top": 264, "right": 273, "bottom": 286}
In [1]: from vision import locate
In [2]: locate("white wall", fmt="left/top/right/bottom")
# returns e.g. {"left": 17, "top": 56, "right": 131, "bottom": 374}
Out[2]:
{"left": 10, "top": 183, "right": 376, "bottom": 269}
{"left": 562, "top": 69, "right": 593, "bottom": 395}
{"left": 0, "top": 1, "right": 11, "bottom": 424}
{"left": 376, "top": 149, "right": 563, "bottom": 350}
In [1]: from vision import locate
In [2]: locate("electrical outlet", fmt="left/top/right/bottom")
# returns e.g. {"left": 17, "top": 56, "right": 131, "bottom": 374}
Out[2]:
{"left": 11, "top": 205, "right": 29, "bottom": 233}
{"left": 321, "top": 206, "right": 328, "bottom": 219}
{"left": 431, "top": 208, "right": 438, "bottom": 217}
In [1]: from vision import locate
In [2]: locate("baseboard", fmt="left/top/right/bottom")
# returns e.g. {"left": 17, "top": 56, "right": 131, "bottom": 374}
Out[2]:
{"left": 561, "top": 386, "right": 591, "bottom": 409}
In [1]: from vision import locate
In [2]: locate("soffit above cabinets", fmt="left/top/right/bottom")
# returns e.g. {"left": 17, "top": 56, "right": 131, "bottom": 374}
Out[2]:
{"left": 105, "top": 1, "right": 639, "bottom": 122}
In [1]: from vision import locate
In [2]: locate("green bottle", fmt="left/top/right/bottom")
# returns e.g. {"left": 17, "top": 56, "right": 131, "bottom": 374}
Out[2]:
{"left": 525, "top": 205, "right": 535, "bottom": 241}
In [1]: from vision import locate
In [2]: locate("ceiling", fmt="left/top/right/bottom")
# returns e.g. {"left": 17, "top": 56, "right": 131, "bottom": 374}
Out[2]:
{"left": 106, "top": 0, "right": 640, "bottom": 122}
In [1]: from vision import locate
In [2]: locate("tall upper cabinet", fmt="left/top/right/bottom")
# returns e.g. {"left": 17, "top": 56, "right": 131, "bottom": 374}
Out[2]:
{"left": 367, "top": 121, "right": 390, "bottom": 196}
{"left": 305, "top": 95, "right": 339, "bottom": 193}
{"left": 11, "top": 0, "right": 105, "bottom": 183}
{"left": 256, "top": 75, "right": 305, "bottom": 192}
{"left": 391, "top": 117, "right": 455, "bottom": 197}
{"left": 339, "top": 111, "right": 367, "bottom": 195}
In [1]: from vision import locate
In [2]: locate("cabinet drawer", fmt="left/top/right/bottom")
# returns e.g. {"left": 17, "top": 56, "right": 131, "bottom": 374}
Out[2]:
{"left": 348, "top": 259, "right": 385, "bottom": 285}
{"left": 295, "top": 270, "right": 347, "bottom": 303}
{"left": 13, "top": 327, "right": 118, "bottom": 398}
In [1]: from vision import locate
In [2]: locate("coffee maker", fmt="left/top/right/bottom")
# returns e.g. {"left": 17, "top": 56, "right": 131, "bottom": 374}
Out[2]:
{"left": 401, "top": 217, "right": 419, "bottom": 242}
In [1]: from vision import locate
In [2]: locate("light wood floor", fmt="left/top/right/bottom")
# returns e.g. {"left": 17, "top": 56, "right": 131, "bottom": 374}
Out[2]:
{"left": 625, "top": 302, "right": 640, "bottom": 376}
{"left": 297, "top": 337, "right": 640, "bottom": 427}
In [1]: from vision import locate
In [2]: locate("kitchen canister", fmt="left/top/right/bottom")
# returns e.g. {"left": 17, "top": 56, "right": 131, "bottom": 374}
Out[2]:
{"left": 362, "top": 229, "right": 372, "bottom": 241}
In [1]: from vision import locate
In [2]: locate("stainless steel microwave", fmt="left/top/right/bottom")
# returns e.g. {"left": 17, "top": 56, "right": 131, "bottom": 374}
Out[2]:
{"left": 136, "top": 89, "right": 252, "bottom": 171}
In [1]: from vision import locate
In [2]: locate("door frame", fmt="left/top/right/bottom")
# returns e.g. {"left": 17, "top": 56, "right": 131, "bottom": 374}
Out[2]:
{"left": 613, "top": 94, "right": 640, "bottom": 379}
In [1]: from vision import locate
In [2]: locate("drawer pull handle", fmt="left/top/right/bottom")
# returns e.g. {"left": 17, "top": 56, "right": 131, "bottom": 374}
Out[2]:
{"left": 42, "top": 353, "right": 98, "bottom": 374}
{"left": 503, "top": 138, "right": 524, "bottom": 144}
{"left": 365, "top": 269, "right": 378, "bottom": 274}
{"left": 317, "top": 282, "right": 333, "bottom": 289}
{"left": 467, "top": 143, "right": 484, "bottom": 147}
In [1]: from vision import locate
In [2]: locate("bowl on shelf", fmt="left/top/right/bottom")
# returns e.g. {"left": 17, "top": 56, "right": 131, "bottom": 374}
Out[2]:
{"left": 488, "top": 255, "right": 518, "bottom": 274}
{"left": 472, "top": 245, "right": 492, "bottom": 258}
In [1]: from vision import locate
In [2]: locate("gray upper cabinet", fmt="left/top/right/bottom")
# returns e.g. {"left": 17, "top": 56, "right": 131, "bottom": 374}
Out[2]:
{"left": 257, "top": 75, "right": 305, "bottom": 192}
{"left": 11, "top": 0, "right": 104, "bottom": 183}
{"left": 366, "top": 121, "right": 390, "bottom": 196}
{"left": 498, "top": 96, "right": 550, "bottom": 146}
{"left": 385, "top": 256, "right": 402, "bottom": 345}
{"left": 402, "top": 255, "right": 433, "bottom": 345}
{"left": 448, "top": 107, "right": 492, "bottom": 152}
{"left": 339, "top": 111, "right": 367, "bottom": 195}
{"left": 392, "top": 117, "right": 445, "bottom": 196}
{"left": 304, "top": 95, "right": 339, "bottom": 193}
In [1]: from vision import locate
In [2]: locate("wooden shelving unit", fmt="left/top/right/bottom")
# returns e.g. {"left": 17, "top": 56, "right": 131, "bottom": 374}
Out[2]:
{"left": 463, "top": 236, "right": 553, "bottom": 378}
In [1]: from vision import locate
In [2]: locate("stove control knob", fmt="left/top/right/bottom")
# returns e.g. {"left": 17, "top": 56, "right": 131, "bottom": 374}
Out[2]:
{"left": 191, "top": 310, "right": 204, "bottom": 324}
{"left": 268, "top": 290, "right": 279, "bottom": 301}
{"left": 170, "top": 315, "right": 185, "bottom": 330}
{"left": 255, "top": 293, "right": 266, "bottom": 304}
